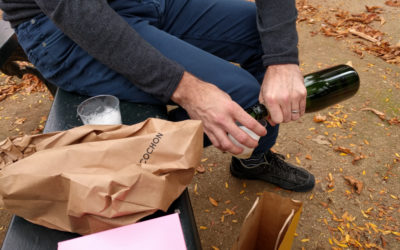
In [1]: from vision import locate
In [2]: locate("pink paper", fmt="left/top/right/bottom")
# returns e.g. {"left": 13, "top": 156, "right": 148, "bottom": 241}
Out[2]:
{"left": 58, "top": 213, "right": 186, "bottom": 250}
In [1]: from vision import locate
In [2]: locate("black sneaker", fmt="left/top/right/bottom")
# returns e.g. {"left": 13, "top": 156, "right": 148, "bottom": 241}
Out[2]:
{"left": 230, "top": 151, "right": 315, "bottom": 192}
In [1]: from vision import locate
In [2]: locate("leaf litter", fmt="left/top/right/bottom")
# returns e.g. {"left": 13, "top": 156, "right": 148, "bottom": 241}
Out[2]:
{"left": 297, "top": 0, "right": 400, "bottom": 65}
{"left": 343, "top": 176, "right": 363, "bottom": 194}
{"left": 305, "top": 93, "right": 399, "bottom": 247}
{"left": 0, "top": 73, "right": 49, "bottom": 100}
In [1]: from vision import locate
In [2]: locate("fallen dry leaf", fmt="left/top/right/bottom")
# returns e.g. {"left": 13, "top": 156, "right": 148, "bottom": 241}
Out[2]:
{"left": 385, "top": 0, "right": 400, "bottom": 7}
{"left": 365, "top": 5, "right": 384, "bottom": 13}
{"left": 39, "top": 116, "right": 48, "bottom": 124}
{"left": 361, "top": 107, "right": 386, "bottom": 120}
{"left": 334, "top": 146, "right": 355, "bottom": 156}
{"left": 312, "top": 135, "right": 331, "bottom": 145}
{"left": 349, "top": 28, "right": 381, "bottom": 45}
{"left": 387, "top": 117, "right": 400, "bottom": 125}
{"left": 343, "top": 176, "right": 363, "bottom": 194}
{"left": 380, "top": 16, "right": 386, "bottom": 25}
{"left": 313, "top": 114, "right": 327, "bottom": 123}
{"left": 195, "top": 164, "right": 205, "bottom": 173}
{"left": 14, "top": 118, "right": 27, "bottom": 125}
{"left": 208, "top": 197, "right": 218, "bottom": 207}
{"left": 21, "top": 74, "right": 47, "bottom": 93}
{"left": 320, "top": 202, "right": 329, "bottom": 208}
{"left": 351, "top": 154, "right": 365, "bottom": 165}
{"left": 381, "top": 235, "right": 387, "bottom": 248}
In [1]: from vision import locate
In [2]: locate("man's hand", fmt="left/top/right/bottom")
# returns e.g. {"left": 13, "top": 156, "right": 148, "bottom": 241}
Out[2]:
{"left": 259, "top": 64, "right": 306, "bottom": 126}
{"left": 171, "top": 72, "right": 267, "bottom": 155}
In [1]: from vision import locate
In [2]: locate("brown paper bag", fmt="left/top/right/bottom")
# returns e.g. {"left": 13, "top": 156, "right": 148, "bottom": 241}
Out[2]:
{"left": 232, "top": 191, "right": 303, "bottom": 250}
{"left": 0, "top": 118, "right": 203, "bottom": 235}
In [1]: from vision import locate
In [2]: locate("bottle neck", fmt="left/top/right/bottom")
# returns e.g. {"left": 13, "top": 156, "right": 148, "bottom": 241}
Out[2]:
{"left": 245, "top": 103, "right": 268, "bottom": 120}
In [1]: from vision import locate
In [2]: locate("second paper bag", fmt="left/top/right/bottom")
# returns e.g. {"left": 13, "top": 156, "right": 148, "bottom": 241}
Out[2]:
{"left": 232, "top": 191, "right": 303, "bottom": 250}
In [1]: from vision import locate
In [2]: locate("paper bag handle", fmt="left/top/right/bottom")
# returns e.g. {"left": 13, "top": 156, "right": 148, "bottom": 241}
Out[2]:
{"left": 274, "top": 209, "right": 295, "bottom": 250}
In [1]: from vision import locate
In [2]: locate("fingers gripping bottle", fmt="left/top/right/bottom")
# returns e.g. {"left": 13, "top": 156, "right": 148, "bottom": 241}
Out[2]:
{"left": 230, "top": 64, "right": 360, "bottom": 158}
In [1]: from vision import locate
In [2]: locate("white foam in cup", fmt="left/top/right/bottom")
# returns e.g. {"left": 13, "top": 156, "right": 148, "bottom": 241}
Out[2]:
{"left": 77, "top": 95, "right": 122, "bottom": 125}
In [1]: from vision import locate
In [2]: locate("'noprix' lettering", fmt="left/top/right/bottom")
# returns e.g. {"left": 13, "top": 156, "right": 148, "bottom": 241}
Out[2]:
{"left": 139, "top": 133, "right": 163, "bottom": 163}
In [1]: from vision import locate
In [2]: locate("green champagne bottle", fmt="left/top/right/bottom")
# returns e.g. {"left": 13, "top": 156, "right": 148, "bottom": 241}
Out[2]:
{"left": 245, "top": 64, "right": 360, "bottom": 118}
{"left": 232, "top": 64, "right": 359, "bottom": 158}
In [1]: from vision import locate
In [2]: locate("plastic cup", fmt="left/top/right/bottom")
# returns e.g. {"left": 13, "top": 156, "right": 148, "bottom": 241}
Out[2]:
{"left": 77, "top": 95, "right": 122, "bottom": 125}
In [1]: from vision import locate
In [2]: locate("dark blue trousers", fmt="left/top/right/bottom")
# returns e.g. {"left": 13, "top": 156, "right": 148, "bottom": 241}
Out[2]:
{"left": 15, "top": 0, "right": 278, "bottom": 155}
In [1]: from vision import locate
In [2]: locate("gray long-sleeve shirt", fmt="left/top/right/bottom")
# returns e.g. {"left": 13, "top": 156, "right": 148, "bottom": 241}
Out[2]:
{"left": 0, "top": 0, "right": 299, "bottom": 103}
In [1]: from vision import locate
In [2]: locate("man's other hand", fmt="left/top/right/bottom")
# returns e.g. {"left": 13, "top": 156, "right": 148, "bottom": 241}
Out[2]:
{"left": 171, "top": 72, "right": 267, "bottom": 155}
{"left": 259, "top": 64, "right": 306, "bottom": 126}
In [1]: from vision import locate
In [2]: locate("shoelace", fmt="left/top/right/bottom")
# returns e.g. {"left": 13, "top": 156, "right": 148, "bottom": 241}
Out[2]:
{"left": 264, "top": 152, "right": 299, "bottom": 181}
{"left": 238, "top": 152, "right": 300, "bottom": 181}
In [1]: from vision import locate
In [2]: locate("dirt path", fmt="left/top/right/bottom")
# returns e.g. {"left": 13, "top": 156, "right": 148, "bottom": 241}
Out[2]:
{"left": 0, "top": 0, "right": 399, "bottom": 249}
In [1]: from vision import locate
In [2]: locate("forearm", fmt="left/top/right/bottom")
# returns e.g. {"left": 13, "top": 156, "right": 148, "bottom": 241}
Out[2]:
{"left": 35, "top": 0, "right": 184, "bottom": 103}
{"left": 255, "top": 0, "right": 299, "bottom": 66}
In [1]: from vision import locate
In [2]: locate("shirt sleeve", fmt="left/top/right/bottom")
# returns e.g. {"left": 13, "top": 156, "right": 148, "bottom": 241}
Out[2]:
{"left": 255, "top": 0, "right": 299, "bottom": 67}
{"left": 34, "top": 0, "right": 184, "bottom": 103}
